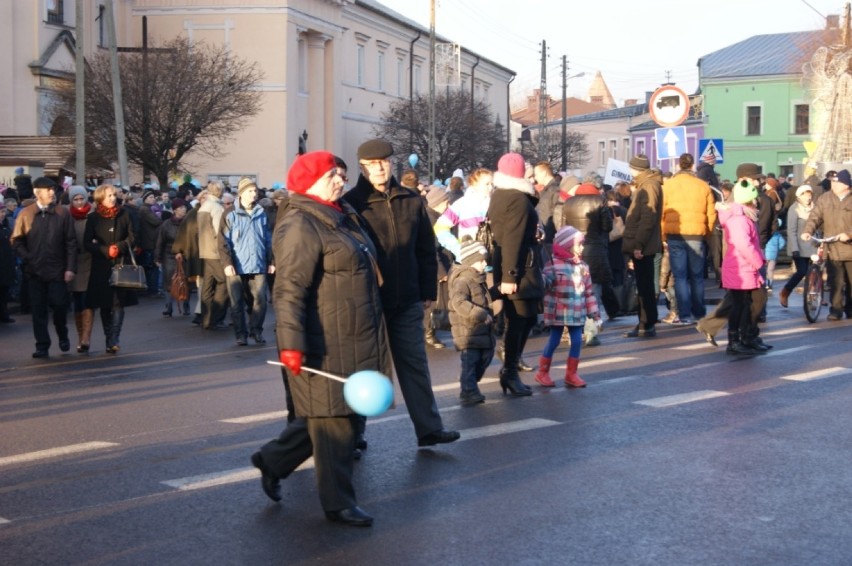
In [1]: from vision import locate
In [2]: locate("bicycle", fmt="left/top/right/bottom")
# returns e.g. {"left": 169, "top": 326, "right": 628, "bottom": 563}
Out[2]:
{"left": 803, "top": 235, "right": 840, "bottom": 323}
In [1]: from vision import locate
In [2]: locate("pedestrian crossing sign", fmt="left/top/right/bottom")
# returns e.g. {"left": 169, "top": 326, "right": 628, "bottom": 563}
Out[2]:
{"left": 698, "top": 138, "right": 724, "bottom": 164}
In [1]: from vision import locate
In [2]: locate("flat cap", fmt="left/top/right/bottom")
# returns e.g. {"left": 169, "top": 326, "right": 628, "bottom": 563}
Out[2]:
{"left": 629, "top": 156, "right": 650, "bottom": 171}
{"left": 735, "top": 163, "right": 761, "bottom": 180}
{"left": 357, "top": 139, "right": 394, "bottom": 160}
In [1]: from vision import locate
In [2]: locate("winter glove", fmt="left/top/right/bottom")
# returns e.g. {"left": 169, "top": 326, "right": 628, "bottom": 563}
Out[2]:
{"left": 279, "top": 350, "right": 303, "bottom": 375}
{"left": 108, "top": 244, "right": 120, "bottom": 259}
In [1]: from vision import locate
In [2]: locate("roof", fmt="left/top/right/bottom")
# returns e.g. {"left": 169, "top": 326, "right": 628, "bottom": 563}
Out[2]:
{"left": 512, "top": 93, "right": 609, "bottom": 126}
{"left": 554, "top": 102, "right": 649, "bottom": 126}
{"left": 0, "top": 136, "right": 113, "bottom": 177}
{"left": 699, "top": 30, "right": 838, "bottom": 80}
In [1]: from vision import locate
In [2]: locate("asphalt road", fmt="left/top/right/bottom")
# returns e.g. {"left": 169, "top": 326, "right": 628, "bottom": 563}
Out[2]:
{"left": 2, "top": 276, "right": 852, "bottom": 565}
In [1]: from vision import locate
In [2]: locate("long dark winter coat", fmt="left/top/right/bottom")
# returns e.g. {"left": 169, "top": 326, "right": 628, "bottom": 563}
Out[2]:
{"left": 562, "top": 192, "right": 614, "bottom": 284}
{"left": 274, "top": 194, "right": 392, "bottom": 418}
{"left": 83, "top": 207, "right": 139, "bottom": 309}
{"left": 622, "top": 170, "right": 663, "bottom": 257}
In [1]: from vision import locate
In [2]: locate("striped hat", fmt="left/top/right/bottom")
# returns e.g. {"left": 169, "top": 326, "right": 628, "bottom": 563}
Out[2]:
{"left": 458, "top": 237, "right": 488, "bottom": 266}
{"left": 553, "top": 225, "right": 584, "bottom": 254}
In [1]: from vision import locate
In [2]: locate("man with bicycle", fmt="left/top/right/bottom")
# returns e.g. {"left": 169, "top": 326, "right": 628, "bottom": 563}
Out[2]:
{"left": 802, "top": 169, "right": 852, "bottom": 321}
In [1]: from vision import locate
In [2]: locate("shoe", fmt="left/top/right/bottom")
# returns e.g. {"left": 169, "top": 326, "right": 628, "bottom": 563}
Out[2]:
{"left": 77, "top": 343, "right": 90, "bottom": 353}
{"left": 352, "top": 448, "right": 362, "bottom": 460}
{"left": 585, "top": 335, "right": 601, "bottom": 347}
{"left": 827, "top": 313, "right": 842, "bottom": 321}
{"left": 623, "top": 326, "right": 656, "bottom": 338}
{"left": 355, "top": 434, "right": 368, "bottom": 451}
{"left": 671, "top": 318, "right": 693, "bottom": 326}
{"left": 106, "top": 345, "right": 120, "bottom": 354}
{"left": 162, "top": 310, "right": 172, "bottom": 317}
{"left": 499, "top": 367, "right": 533, "bottom": 397}
{"left": 749, "top": 336, "right": 773, "bottom": 350}
{"left": 779, "top": 287, "right": 790, "bottom": 308}
{"left": 517, "top": 356, "right": 534, "bottom": 372}
{"left": 425, "top": 333, "right": 446, "bottom": 349}
{"left": 727, "top": 341, "right": 765, "bottom": 356}
{"left": 32, "top": 349, "right": 49, "bottom": 359}
{"left": 460, "top": 390, "right": 486, "bottom": 406}
{"left": 182, "top": 310, "right": 191, "bottom": 316}
{"left": 191, "top": 314, "right": 202, "bottom": 326}
{"left": 236, "top": 336, "right": 248, "bottom": 346}
{"left": 695, "top": 325, "right": 718, "bottom": 347}
{"left": 0, "top": 316, "right": 14, "bottom": 323}
{"left": 59, "top": 339, "right": 70, "bottom": 352}
{"left": 250, "top": 452, "right": 282, "bottom": 502}
{"left": 417, "top": 429, "right": 461, "bottom": 447}
{"left": 661, "top": 311, "right": 678, "bottom": 324}
{"left": 250, "top": 333, "right": 266, "bottom": 344}
{"left": 325, "top": 506, "right": 373, "bottom": 527}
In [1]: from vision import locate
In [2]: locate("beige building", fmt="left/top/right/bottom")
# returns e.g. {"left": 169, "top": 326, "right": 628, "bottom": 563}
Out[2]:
{"left": 1, "top": 0, "right": 514, "bottom": 188}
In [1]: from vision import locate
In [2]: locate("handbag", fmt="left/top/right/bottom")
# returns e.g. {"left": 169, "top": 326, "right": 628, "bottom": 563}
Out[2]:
{"left": 109, "top": 251, "right": 147, "bottom": 290}
{"left": 170, "top": 257, "right": 190, "bottom": 302}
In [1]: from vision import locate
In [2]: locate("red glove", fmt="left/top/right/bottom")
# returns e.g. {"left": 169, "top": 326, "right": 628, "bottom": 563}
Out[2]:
{"left": 108, "top": 244, "right": 120, "bottom": 259}
{"left": 279, "top": 350, "right": 303, "bottom": 375}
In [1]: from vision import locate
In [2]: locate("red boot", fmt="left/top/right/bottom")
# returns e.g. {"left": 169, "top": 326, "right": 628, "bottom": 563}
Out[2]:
{"left": 534, "top": 356, "right": 554, "bottom": 387}
{"left": 564, "top": 357, "right": 586, "bottom": 388}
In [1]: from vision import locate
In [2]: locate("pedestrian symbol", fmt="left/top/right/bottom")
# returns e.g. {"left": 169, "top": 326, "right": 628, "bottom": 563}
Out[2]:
{"left": 698, "top": 138, "right": 724, "bottom": 165}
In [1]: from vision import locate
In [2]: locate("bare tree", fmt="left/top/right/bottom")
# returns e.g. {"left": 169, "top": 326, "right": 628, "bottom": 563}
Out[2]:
{"left": 375, "top": 90, "right": 506, "bottom": 181}
{"left": 519, "top": 127, "right": 589, "bottom": 171}
{"left": 54, "top": 37, "right": 263, "bottom": 185}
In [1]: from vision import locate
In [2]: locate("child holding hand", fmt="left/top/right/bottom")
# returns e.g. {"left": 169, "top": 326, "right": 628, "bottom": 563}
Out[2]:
{"left": 537, "top": 226, "right": 601, "bottom": 388}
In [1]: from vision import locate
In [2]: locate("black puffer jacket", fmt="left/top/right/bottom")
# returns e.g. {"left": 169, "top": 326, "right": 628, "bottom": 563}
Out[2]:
{"left": 344, "top": 175, "right": 438, "bottom": 308}
{"left": 273, "top": 194, "right": 392, "bottom": 418}
{"left": 487, "top": 172, "right": 544, "bottom": 301}
{"left": 562, "top": 193, "right": 614, "bottom": 284}
{"left": 448, "top": 265, "right": 495, "bottom": 350}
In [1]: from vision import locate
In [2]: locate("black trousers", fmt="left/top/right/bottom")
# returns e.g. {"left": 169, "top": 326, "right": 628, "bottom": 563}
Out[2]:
{"left": 28, "top": 277, "right": 68, "bottom": 351}
{"left": 259, "top": 416, "right": 357, "bottom": 512}
{"left": 633, "top": 254, "right": 659, "bottom": 329}
{"left": 201, "top": 258, "right": 228, "bottom": 329}
{"left": 502, "top": 299, "right": 536, "bottom": 370}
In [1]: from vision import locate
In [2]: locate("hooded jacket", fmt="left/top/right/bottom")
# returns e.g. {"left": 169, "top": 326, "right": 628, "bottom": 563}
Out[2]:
{"left": 718, "top": 203, "right": 765, "bottom": 290}
{"left": 448, "top": 264, "right": 495, "bottom": 350}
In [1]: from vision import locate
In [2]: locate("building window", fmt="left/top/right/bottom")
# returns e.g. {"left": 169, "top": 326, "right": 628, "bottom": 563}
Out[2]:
{"left": 414, "top": 64, "right": 421, "bottom": 94}
{"left": 795, "top": 104, "right": 809, "bottom": 135}
{"left": 637, "top": 139, "right": 645, "bottom": 157}
{"left": 598, "top": 141, "right": 606, "bottom": 167}
{"left": 610, "top": 139, "right": 618, "bottom": 160}
{"left": 47, "top": 0, "right": 64, "bottom": 24}
{"left": 397, "top": 58, "right": 404, "bottom": 96}
{"left": 377, "top": 51, "right": 385, "bottom": 92}
{"left": 297, "top": 38, "right": 307, "bottom": 93}
{"left": 356, "top": 44, "right": 366, "bottom": 87}
{"left": 746, "top": 105, "right": 761, "bottom": 136}
{"left": 622, "top": 137, "right": 630, "bottom": 160}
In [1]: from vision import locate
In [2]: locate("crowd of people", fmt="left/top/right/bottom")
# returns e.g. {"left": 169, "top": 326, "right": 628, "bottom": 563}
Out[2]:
{"left": 4, "top": 142, "right": 851, "bottom": 527}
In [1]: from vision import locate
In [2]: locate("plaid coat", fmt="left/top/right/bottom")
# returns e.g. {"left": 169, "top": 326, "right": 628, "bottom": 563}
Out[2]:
{"left": 542, "top": 257, "right": 599, "bottom": 327}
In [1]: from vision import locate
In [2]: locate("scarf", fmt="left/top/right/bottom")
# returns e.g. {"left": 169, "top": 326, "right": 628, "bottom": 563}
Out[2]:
{"left": 70, "top": 203, "right": 91, "bottom": 220}
{"left": 552, "top": 243, "right": 583, "bottom": 264}
{"left": 96, "top": 203, "right": 121, "bottom": 219}
{"left": 303, "top": 193, "right": 342, "bottom": 212}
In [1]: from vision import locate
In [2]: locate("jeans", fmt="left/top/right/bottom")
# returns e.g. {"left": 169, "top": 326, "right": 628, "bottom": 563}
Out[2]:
{"left": 140, "top": 250, "right": 160, "bottom": 295}
{"left": 667, "top": 238, "right": 707, "bottom": 320}
{"left": 764, "top": 232, "right": 786, "bottom": 261}
{"left": 459, "top": 348, "right": 494, "bottom": 393}
{"left": 226, "top": 273, "right": 268, "bottom": 339}
{"left": 783, "top": 256, "right": 810, "bottom": 292}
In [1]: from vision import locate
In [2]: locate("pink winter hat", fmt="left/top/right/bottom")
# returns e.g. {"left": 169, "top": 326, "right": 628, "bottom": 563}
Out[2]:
{"left": 496, "top": 152, "right": 526, "bottom": 180}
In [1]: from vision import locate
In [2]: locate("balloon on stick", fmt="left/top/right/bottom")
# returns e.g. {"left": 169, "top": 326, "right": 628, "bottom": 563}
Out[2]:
{"left": 267, "top": 362, "right": 393, "bottom": 417}
{"left": 408, "top": 153, "right": 419, "bottom": 168}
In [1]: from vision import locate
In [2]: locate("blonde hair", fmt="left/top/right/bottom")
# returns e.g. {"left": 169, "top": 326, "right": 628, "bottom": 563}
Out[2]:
{"left": 92, "top": 184, "right": 118, "bottom": 204}
{"left": 467, "top": 168, "right": 492, "bottom": 187}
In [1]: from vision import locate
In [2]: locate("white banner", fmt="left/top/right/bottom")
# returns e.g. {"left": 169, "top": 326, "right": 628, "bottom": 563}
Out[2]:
{"left": 604, "top": 158, "right": 633, "bottom": 187}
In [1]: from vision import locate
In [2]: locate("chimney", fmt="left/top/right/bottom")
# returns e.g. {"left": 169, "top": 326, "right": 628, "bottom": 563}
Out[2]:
{"left": 624, "top": 98, "right": 638, "bottom": 107}
{"left": 826, "top": 14, "right": 839, "bottom": 29}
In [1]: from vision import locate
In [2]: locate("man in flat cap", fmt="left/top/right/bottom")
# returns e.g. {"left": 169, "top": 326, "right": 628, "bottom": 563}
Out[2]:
{"left": 344, "top": 138, "right": 460, "bottom": 448}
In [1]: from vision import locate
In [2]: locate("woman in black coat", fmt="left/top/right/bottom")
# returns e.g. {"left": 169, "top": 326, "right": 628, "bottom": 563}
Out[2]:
{"left": 251, "top": 151, "right": 391, "bottom": 527}
{"left": 487, "top": 153, "right": 544, "bottom": 396}
{"left": 0, "top": 202, "right": 16, "bottom": 322}
{"left": 84, "top": 185, "right": 138, "bottom": 354}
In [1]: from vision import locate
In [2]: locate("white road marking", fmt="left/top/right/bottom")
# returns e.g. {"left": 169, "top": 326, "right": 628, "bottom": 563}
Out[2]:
{"left": 162, "top": 459, "right": 316, "bottom": 491}
{"left": 656, "top": 362, "right": 720, "bottom": 377}
{"left": 672, "top": 343, "right": 720, "bottom": 351}
{"left": 634, "top": 390, "right": 730, "bottom": 408}
{"left": 220, "top": 411, "right": 288, "bottom": 424}
{"left": 580, "top": 356, "right": 638, "bottom": 368}
{"left": 455, "top": 418, "right": 561, "bottom": 441}
{"left": 597, "top": 375, "right": 643, "bottom": 385}
{"left": 433, "top": 377, "right": 497, "bottom": 393}
{"left": 0, "top": 517, "right": 10, "bottom": 525}
{"left": 0, "top": 442, "right": 118, "bottom": 468}
{"left": 765, "top": 345, "right": 812, "bottom": 358}
{"left": 779, "top": 367, "right": 852, "bottom": 382}
{"left": 762, "top": 327, "right": 817, "bottom": 337}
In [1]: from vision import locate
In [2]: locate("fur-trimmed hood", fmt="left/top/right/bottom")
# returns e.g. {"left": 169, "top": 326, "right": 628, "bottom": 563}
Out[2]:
{"left": 493, "top": 171, "right": 535, "bottom": 196}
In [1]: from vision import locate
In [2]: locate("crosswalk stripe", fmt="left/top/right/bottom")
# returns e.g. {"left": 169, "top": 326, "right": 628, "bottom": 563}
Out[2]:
{"left": 0, "top": 442, "right": 119, "bottom": 468}
{"left": 779, "top": 367, "right": 852, "bottom": 382}
{"left": 162, "top": 459, "right": 316, "bottom": 491}
{"left": 762, "top": 327, "right": 818, "bottom": 337}
{"left": 765, "top": 345, "right": 812, "bottom": 357}
{"left": 0, "top": 517, "right": 10, "bottom": 525}
{"left": 220, "top": 411, "right": 288, "bottom": 424}
{"left": 455, "top": 418, "right": 561, "bottom": 441}
{"left": 634, "top": 390, "right": 730, "bottom": 408}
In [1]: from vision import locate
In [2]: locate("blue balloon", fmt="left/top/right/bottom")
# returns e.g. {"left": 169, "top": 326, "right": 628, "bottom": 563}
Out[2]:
{"left": 343, "top": 371, "right": 393, "bottom": 417}
{"left": 408, "top": 153, "right": 419, "bottom": 168}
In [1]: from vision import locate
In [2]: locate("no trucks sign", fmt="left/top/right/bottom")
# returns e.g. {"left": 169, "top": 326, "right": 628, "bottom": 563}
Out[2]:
{"left": 649, "top": 85, "right": 690, "bottom": 128}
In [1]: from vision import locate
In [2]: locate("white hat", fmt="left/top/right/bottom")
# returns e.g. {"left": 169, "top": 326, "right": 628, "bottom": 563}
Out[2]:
{"left": 795, "top": 185, "right": 813, "bottom": 198}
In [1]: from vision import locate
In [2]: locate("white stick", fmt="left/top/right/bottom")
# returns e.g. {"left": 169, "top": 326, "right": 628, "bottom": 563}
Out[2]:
{"left": 266, "top": 361, "right": 347, "bottom": 383}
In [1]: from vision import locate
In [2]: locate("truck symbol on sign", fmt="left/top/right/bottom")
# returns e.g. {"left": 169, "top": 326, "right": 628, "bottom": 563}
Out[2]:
{"left": 656, "top": 95, "right": 681, "bottom": 109}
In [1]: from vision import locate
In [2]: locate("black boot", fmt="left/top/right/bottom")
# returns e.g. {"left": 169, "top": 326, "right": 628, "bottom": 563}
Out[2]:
{"left": 726, "top": 331, "right": 760, "bottom": 356}
{"left": 425, "top": 328, "right": 446, "bottom": 349}
{"left": 499, "top": 367, "right": 533, "bottom": 397}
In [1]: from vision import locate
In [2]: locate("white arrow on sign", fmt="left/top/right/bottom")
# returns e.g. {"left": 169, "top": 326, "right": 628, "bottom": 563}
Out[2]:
{"left": 663, "top": 129, "right": 681, "bottom": 157}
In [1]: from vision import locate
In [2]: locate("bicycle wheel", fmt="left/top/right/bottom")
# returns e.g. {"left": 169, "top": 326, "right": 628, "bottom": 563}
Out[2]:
{"left": 803, "top": 264, "right": 824, "bottom": 323}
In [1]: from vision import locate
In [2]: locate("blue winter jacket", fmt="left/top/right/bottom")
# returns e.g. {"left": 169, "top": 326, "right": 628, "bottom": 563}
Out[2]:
{"left": 218, "top": 203, "right": 272, "bottom": 274}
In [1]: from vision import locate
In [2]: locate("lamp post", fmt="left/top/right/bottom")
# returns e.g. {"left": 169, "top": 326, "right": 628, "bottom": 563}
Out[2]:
{"left": 298, "top": 130, "right": 308, "bottom": 155}
{"left": 561, "top": 69, "right": 584, "bottom": 171}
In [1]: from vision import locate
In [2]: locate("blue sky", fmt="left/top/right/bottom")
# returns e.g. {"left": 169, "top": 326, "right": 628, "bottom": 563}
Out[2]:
{"left": 377, "top": 0, "right": 843, "bottom": 106}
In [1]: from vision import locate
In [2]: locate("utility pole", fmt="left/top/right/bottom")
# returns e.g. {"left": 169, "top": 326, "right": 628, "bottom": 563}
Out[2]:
{"left": 74, "top": 0, "right": 85, "bottom": 185}
{"left": 538, "top": 40, "right": 547, "bottom": 162}
{"left": 428, "top": 0, "right": 436, "bottom": 182}
{"left": 104, "top": 0, "right": 129, "bottom": 187}
{"left": 561, "top": 56, "right": 567, "bottom": 172}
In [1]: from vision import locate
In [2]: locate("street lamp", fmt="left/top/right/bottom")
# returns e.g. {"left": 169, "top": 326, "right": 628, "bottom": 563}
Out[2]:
{"left": 561, "top": 71, "right": 584, "bottom": 172}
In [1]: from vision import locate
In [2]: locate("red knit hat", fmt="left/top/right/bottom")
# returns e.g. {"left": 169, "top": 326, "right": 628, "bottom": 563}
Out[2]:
{"left": 497, "top": 152, "right": 526, "bottom": 179}
{"left": 287, "top": 151, "right": 337, "bottom": 194}
{"left": 574, "top": 183, "right": 600, "bottom": 196}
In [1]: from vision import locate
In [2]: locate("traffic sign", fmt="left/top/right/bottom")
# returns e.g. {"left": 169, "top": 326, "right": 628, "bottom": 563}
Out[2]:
{"left": 655, "top": 126, "right": 687, "bottom": 160}
{"left": 698, "top": 138, "right": 724, "bottom": 164}
{"left": 649, "top": 85, "right": 690, "bottom": 128}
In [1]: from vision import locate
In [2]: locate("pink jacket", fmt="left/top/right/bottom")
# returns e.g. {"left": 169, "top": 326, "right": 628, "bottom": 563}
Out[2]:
{"left": 719, "top": 203, "right": 765, "bottom": 290}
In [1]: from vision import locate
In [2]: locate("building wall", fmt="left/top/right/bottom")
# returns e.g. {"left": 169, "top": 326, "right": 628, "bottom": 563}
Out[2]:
{"left": 702, "top": 77, "right": 809, "bottom": 179}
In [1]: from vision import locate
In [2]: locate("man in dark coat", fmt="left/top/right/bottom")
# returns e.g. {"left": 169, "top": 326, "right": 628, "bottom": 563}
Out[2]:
{"left": 534, "top": 161, "right": 561, "bottom": 248}
{"left": 10, "top": 177, "right": 77, "bottom": 357}
{"left": 622, "top": 156, "right": 663, "bottom": 337}
{"left": 343, "top": 138, "right": 459, "bottom": 448}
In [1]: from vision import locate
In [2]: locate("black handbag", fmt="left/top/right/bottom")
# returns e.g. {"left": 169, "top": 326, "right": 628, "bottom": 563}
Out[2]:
{"left": 109, "top": 251, "right": 147, "bottom": 290}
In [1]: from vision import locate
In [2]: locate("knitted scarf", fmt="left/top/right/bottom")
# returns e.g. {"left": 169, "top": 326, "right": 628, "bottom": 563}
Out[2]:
{"left": 70, "top": 203, "right": 91, "bottom": 220}
{"left": 96, "top": 203, "right": 121, "bottom": 219}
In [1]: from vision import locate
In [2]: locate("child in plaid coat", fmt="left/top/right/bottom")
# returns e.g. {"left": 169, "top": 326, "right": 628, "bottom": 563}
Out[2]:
{"left": 537, "top": 225, "right": 602, "bottom": 388}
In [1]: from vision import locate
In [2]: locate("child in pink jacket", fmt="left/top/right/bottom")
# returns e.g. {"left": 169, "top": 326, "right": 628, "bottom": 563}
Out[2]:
{"left": 718, "top": 179, "right": 768, "bottom": 355}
